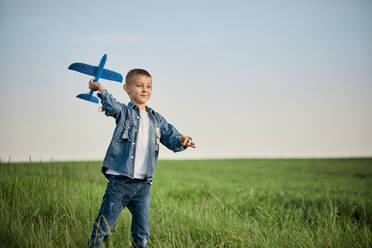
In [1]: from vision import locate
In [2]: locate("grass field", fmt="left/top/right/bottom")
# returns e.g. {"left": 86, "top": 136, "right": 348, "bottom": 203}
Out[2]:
{"left": 0, "top": 158, "right": 371, "bottom": 247}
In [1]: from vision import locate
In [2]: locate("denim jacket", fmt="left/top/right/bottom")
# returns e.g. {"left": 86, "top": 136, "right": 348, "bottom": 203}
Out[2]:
{"left": 97, "top": 89, "right": 189, "bottom": 181}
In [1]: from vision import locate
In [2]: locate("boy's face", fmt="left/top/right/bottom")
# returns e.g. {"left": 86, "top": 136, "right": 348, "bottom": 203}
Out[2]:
{"left": 123, "top": 74, "right": 152, "bottom": 106}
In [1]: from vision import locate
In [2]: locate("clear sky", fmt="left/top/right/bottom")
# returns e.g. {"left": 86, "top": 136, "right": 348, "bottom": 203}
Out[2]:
{"left": 0, "top": 0, "right": 371, "bottom": 162}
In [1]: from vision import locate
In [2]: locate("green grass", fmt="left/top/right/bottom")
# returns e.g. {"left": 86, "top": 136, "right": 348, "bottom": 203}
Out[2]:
{"left": 0, "top": 158, "right": 371, "bottom": 247}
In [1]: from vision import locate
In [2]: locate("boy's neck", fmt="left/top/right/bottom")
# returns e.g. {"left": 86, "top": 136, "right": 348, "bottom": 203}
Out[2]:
{"left": 138, "top": 105, "right": 146, "bottom": 111}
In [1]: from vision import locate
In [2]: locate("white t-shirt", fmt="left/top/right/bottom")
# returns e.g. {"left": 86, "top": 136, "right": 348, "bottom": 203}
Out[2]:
{"left": 133, "top": 109, "right": 150, "bottom": 179}
{"left": 105, "top": 108, "right": 150, "bottom": 179}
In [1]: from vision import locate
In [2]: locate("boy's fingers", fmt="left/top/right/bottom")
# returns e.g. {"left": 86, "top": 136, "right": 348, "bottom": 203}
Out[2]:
{"left": 181, "top": 136, "right": 189, "bottom": 146}
{"left": 185, "top": 140, "right": 196, "bottom": 148}
{"left": 180, "top": 136, "right": 196, "bottom": 148}
{"left": 89, "top": 78, "right": 98, "bottom": 85}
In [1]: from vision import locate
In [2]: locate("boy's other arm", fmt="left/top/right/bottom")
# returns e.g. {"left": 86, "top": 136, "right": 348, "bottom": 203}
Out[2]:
{"left": 157, "top": 113, "right": 196, "bottom": 152}
{"left": 89, "top": 79, "right": 122, "bottom": 120}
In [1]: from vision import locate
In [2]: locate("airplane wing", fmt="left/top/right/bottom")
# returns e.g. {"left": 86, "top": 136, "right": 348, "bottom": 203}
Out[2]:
{"left": 101, "top": 69, "right": 123, "bottom": 83}
{"left": 68, "top": 63, "right": 97, "bottom": 77}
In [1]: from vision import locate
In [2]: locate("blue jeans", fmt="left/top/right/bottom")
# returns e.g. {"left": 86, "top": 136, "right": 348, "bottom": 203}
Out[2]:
{"left": 88, "top": 175, "right": 151, "bottom": 248}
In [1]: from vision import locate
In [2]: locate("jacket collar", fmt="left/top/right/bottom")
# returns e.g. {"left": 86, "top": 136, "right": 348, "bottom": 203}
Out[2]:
{"left": 128, "top": 101, "right": 155, "bottom": 115}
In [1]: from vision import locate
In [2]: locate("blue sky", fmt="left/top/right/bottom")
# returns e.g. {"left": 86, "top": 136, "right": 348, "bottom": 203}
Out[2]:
{"left": 0, "top": 0, "right": 371, "bottom": 161}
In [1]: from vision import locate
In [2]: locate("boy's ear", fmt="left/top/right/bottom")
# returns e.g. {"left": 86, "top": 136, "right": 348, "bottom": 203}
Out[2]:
{"left": 123, "top": 83, "right": 130, "bottom": 94}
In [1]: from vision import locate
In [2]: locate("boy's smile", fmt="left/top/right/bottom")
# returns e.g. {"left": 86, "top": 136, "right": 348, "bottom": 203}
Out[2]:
{"left": 124, "top": 74, "right": 152, "bottom": 110}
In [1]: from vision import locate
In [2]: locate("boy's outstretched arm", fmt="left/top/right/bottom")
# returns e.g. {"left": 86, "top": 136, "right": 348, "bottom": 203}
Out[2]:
{"left": 156, "top": 113, "right": 196, "bottom": 152}
{"left": 89, "top": 79, "right": 122, "bottom": 120}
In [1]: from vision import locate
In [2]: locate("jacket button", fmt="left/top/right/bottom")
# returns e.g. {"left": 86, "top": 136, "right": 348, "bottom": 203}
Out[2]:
{"left": 136, "top": 116, "right": 140, "bottom": 119}
{"left": 131, "top": 156, "right": 134, "bottom": 159}
{"left": 132, "top": 142, "right": 135, "bottom": 145}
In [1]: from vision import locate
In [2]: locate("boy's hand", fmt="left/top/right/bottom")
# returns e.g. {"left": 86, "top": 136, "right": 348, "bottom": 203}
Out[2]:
{"left": 180, "top": 135, "right": 196, "bottom": 148}
{"left": 88, "top": 78, "right": 105, "bottom": 91}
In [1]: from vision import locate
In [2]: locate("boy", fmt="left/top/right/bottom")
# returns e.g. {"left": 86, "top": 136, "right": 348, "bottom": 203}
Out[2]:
{"left": 87, "top": 69, "right": 195, "bottom": 248}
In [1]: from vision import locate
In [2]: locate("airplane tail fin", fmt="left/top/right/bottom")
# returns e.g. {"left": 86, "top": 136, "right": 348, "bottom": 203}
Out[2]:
{"left": 76, "top": 91, "right": 99, "bottom": 104}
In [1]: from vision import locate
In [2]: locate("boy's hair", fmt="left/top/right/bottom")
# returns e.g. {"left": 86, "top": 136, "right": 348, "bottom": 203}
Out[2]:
{"left": 125, "top": 69, "right": 152, "bottom": 83}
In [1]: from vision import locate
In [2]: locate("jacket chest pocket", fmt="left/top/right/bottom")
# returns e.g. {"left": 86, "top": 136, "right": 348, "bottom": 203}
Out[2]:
{"left": 148, "top": 121, "right": 161, "bottom": 151}
{"left": 155, "top": 127, "right": 161, "bottom": 151}
{"left": 121, "top": 119, "right": 137, "bottom": 141}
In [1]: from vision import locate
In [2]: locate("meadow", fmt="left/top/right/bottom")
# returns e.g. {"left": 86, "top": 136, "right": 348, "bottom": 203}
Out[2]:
{"left": 0, "top": 158, "right": 371, "bottom": 248}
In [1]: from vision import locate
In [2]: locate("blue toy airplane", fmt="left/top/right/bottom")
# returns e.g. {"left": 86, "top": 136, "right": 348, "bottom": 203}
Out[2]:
{"left": 68, "top": 54, "right": 123, "bottom": 103}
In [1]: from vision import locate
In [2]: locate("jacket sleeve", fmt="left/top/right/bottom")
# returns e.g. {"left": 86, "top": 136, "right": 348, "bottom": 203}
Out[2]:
{"left": 156, "top": 113, "right": 190, "bottom": 153}
{"left": 97, "top": 89, "right": 123, "bottom": 120}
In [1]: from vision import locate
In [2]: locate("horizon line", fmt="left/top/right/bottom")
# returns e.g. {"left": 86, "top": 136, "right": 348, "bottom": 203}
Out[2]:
{"left": 1, "top": 155, "right": 372, "bottom": 164}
